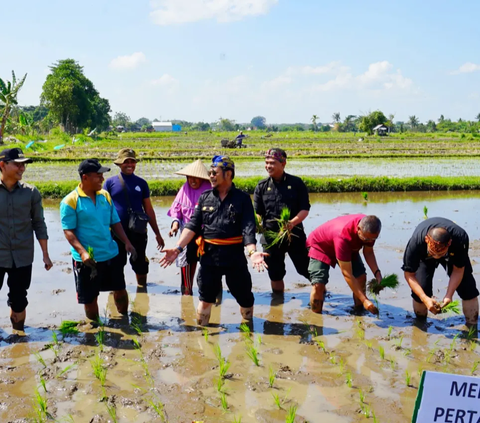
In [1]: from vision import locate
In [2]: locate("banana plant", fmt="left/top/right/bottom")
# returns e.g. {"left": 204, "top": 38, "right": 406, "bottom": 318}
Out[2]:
{"left": 0, "top": 71, "right": 28, "bottom": 144}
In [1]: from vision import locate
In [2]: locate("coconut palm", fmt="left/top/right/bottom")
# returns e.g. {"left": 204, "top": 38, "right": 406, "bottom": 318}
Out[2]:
{"left": 408, "top": 115, "right": 420, "bottom": 129}
{"left": 311, "top": 114, "right": 318, "bottom": 131}
{"left": 0, "top": 71, "right": 27, "bottom": 144}
{"left": 476, "top": 113, "right": 480, "bottom": 122}
{"left": 332, "top": 112, "right": 341, "bottom": 123}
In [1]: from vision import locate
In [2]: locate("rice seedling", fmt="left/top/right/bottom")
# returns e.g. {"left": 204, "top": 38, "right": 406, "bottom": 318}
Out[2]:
{"left": 220, "top": 391, "right": 228, "bottom": 412}
{"left": 378, "top": 345, "right": 385, "bottom": 360}
{"left": 371, "top": 409, "right": 379, "bottom": 423}
{"left": 469, "top": 341, "right": 477, "bottom": 352}
{"left": 268, "top": 366, "right": 277, "bottom": 388}
{"left": 338, "top": 358, "right": 346, "bottom": 374}
{"left": 239, "top": 323, "right": 252, "bottom": 341}
{"left": 38, "top": 374, "right": 47, "bottom": 393}
{"left": 233, "top": 415, "right": 242, "bottom": 423}
{"left": 465, "top": 325, "right": 477, "bottom": 340}
{"left": 146, "top": 397, "right": 167, "bottom": 421}
{"left": 264, "top": 207, "right": 295, "bottom": 249}
{"left": 90, "top": 351, "right": 107, "bottom": 387}
{"left": 31, "top": 387, "right": 53, "bottom": 422}
{"left": 367, "top": 274, "right": 399, "bottom": 295}
{"left": 387, "top": 326, "right": 393, "bottom": 338}
{"left": 423, "top": 205, "right": 428, "bottom": 219}
{"left": 219, "top": 358, "right": 231, "bottom": 379}
{"left": 215, "top": 377, "right": 225, "bottom": 393}
{"left": 272, "top": 392, "right": 282, "bottom": 410}
{"left": 246, "top": 343, "right": 260, "bottom": 366}
{"left": 426, "top": 348, "right": 437, "bottom": 363}
{"left": 364, "top": 340, "right": 373, "bottom": 350}
{"left": 130, "top": 315, "right": 143, "bottom": 336}
{"left": 315, "top": 337, "right": 327, "bottom": 353}
{"left": 405, "top": 370, "right": 411, "bottom": 386}
{"left": 358, "top": 389, "right": 365, "bottom": 405}
{"left": 361, "top": 192, "right": 369, "bottom": 202}
{"left": 389, "top": 358, "right": 396, "bottom": 370}
{"left": 441, "top": 300, "right": 460, "bottom": 314}
{"left": 417, "top": 367, "right": 424, "bottom": 378}
{"left": 471, "top": 361, "right": 480, "bottom": 375}
{"left": 202, "top": 327, "right": 209, "bottom": 342}
{"left": 95, "top": 327, "right": 105, "bottom": 350}
{"left": 87, "top": 246, "right": 98, "bottom": 279}
{"left": 394, "top": 335, "right": 404, "bottom": 349}
{"left": 105, "top": 402, "right": 117, "bottom": 423}
{"left": 58, "top": 320, "right": 79, "bottom": 338}
{"left": 403, "top": 348, "right": 412, "bottom": 356}
{"left": 255, "top": 213, "right": 263, "bottom": 234}
{"left": 329, "top": 354, "right": 337, "bottom": 365}
{"left": 361, "top": 403, "right": 371, "bottom": 418}
{"left": 257, "top": 334, "right": 262, "bottom": 345}
{"left": 345, "top": 372, "right": 353, "bottom": 388}
{"left": 51, "top": 331, "right": 61, "bottom": 348}
{"left": 285, "top": 405, "right": 298, "bottom": 423}
{"left": 34, "top": 352, "right": 47, "bottom": 369}
{"left": 56, "top": 362, "right": 77, "bottom": 379}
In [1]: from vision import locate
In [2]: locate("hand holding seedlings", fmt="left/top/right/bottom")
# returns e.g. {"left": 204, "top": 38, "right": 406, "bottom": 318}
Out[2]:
{"left": 441, "top": 299, "right": 460, "bottom": 314}
{"left": 424, "top": 297, "right": 442, "bottom": 315}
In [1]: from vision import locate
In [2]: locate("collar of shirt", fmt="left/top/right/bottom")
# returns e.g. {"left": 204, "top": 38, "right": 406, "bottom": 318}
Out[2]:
{"left": 0, "top": 179, "right": 21, "bottom": 192}
{"left": 269, "top": 172, "right": 287, "bottom": 185}
{"left": 77, "top": 184, "right": 101, "bottom": 198}
{"left": 213, "top": 182, "right": 235, "bottom": 198}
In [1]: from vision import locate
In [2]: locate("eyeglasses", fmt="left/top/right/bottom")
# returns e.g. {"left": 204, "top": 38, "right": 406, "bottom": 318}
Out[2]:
{"left": 208, "top": 169, "right": 218, "bottom": 176}
{"left": 7, "top": 161, "right": 27, "bottom": 169}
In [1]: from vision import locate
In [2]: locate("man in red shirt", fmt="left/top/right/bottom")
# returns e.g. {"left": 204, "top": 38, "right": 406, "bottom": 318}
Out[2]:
{"left": 307, "top": 214, "right": 382, "bottom": 314}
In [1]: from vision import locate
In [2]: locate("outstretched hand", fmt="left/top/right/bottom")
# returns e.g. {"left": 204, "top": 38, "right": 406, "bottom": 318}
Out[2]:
{"left": 250, "top": 251, "right": 269, "bottom": 272}
{"left": 159, "top": 248, "right": 179, "bottom": 268}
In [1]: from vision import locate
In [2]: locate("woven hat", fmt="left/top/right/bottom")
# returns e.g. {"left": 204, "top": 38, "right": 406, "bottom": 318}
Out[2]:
{"left": 174, "top": 159, "right": 209, "bottom": 180}
{"left": 114, "top": 148, "right": 137, "bottom": 165}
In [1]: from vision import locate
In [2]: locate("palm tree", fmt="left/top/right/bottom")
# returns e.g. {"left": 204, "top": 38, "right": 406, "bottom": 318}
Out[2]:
{"left": 0, "top": 71, "right": 27, "bottom": 144}
{"left": 476, "top": 113, "right": 480, "bottom": 122}
{"left": 438, "top": 114, "right": 445, "bottom": 123}
{"left": 311, "top": 114, "right": 318, "bottom": 131}
{"left": 408, "top": 115, "right": 420, "bottom": 129}
{"left": 332, "top": 112, "right": 341, "bottom": 123}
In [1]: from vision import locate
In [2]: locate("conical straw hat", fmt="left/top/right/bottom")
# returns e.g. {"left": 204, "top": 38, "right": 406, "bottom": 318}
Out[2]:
{"left": 174, "top": 159, "right": 209, "bottom": 180}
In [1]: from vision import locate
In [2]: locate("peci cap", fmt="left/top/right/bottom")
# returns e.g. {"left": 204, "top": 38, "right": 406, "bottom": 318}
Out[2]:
{"left": 78, "top": 159, "right": 111, "bottom": 176}
{"left": 114, "top": 148, "right": 137, "bottom": 165}
{"left": 174, "top": 159, "right": 209, "bottom": 180}
{"left": 0, "top": 148, "right": 33, "bottom": 163}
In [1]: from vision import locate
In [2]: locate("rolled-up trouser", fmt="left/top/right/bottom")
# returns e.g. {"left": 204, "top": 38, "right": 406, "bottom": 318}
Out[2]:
{"left": 0, "top": 264, "right": 32, "bottom": 312}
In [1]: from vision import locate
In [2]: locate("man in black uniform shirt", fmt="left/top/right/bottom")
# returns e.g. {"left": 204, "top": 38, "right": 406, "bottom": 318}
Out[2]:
{"left": 254, "top": 148, "right": 311, "bottom": 294}
{"left": 402, "top": 217, "right": 479, "bottom": 326}
{"left": 160, "top": 156, "right": 267, "bottom": 325}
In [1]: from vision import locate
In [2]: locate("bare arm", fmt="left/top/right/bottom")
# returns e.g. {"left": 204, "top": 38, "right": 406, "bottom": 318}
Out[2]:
{"left": 444, "top": 265, "right": 464, "bottom": 304}
{"left": 63, "top": 229, "right": 94, "bottom": 267}
{"left": 37, "top": 239, "right": 53, "bottom": 270}
{"left": 404, "top": 271, "right": 441, "bottom": 314}
{"left": 159, "top": 228, "right": 197, "bottom": 267}
{"left": 337, "top": 260, "right": 368, "bottom": 303}
{"left": 288, "top": 210, "right": 309, "bottom": 230}
{"left": 363, "top": 246, "right": 382, "bottom": 282}
{"left": 143, "top": 197, "right": 165, "bottom": 249}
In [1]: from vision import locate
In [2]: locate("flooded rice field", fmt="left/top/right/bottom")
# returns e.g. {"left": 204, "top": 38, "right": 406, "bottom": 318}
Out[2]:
{"left": 1, "top": 191, "right": 480, "bottom": 422}
{"left": 26, "top": 157, "right": 480, "bottom": 181}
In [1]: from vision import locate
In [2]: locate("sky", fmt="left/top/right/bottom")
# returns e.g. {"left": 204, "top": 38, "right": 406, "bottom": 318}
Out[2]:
{"left": 2, "top": 0, "right": 480, "bottom": 124}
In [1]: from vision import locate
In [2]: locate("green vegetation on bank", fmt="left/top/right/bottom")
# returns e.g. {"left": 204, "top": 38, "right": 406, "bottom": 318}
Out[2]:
{"left": 33, "top": 176, "right": 480, "bottom": 198}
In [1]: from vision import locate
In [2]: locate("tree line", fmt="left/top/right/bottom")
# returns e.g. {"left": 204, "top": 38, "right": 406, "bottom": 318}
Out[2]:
{"left": 2, "top": 59, "right": 480, "bottom": 144}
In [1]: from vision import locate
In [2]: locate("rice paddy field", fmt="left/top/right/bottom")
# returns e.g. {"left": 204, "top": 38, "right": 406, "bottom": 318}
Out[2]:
{"left": 1, "top": 191, "right": 480, "bottom": 422}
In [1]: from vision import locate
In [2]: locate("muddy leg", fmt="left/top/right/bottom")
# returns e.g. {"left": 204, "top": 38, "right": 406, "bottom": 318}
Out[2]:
{"left": 310, "top": 284, "right": 325, "bottom": 314}
{"left": 413, "top": 299, "right": 428, "bottom": 319}
{"left": 84, "top": 299, "right": 99, "bottom": 321}
{"left": 197, "top": 301, "right": 213, "bottom": 326}
{"left": 462, "top": 297, "right": 479, "bottom": 327}
{"left": 271, "top": 280, "right": 285, "bottom": 294}
{"left": 353, "top": 274, "right": 367, "bottom": 310}
{"left": 136, "top": 274, "right": 147, "bottom": 287}
{"left": 113, "top": 289, "right": 129, "bottom": 315}
{"left": 10, "top": 309, "right": 26, "bottom": 332}
{"left": 240, "top": 306, "right": 254, "bottom": 320}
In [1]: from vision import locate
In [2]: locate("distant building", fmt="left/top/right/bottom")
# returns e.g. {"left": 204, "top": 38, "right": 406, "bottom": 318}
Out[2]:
{"left": 373, "top": 124, "right": 388, "bottom": 136}
{"left": 152, "top": 122, "right": 182, "bottom": 132}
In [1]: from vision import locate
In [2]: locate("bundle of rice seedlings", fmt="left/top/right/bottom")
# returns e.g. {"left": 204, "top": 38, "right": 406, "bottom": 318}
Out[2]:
{"left": 367, "top": 274, "right": 399, "bottom": 295}
{"left": 441, "top": 300, "right": 460, "bottom": 314}
{"left": 87, "top": 246, "right": 97, "bottom": 279}
{"left": 255, "top": 214, "right": 264, "bottom": 234}
{"left": 264, "top": 207, "right": 294, "bottom": 249}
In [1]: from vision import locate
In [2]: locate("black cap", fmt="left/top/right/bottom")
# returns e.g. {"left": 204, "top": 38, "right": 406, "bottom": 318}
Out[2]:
{"left": 78, "top": 159, "right": 111, "bottom": 175}
{"left": 0, "top": 148, "right": 33, "bottom": 163}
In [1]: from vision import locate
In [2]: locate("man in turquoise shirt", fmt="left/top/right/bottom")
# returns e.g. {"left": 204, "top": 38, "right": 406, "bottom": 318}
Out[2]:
{"left": 60, "top": 159, "right": 136, "bottom": 321}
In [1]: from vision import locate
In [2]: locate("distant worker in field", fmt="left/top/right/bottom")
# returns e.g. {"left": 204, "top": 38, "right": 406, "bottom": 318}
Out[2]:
{"left": 235, "top": 131, "right": 246, "bottom": 148}
{"left": 254, "top": 148, "right": 311, "bottom": 294}
{"left": 160, "top": 155, "right": 268, "bottom": 325}
{"left": 0, "top": 148, "right": 53, "bottom": 333}
{"left": 104, "top": 148, "right": 165, "bottom": 287}
{"left": 307, "top": 214, "right": 382, "bottom": 315}
{"left": 60, "top": 159, "right": 136, "bottom": 321}
{"left": 167, "top": 159, "right": 211, "bottom": 295}
{"left": 402, "top": 217, "right": 479, "bottom": 327}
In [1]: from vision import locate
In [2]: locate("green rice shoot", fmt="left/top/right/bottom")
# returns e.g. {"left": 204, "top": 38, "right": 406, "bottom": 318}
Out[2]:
{"left": 58, "top": 320, "right": 79, "bottom": 337}
{"left": 264, "top": 207, "right": 294, "bottom": 249}
{"left": 368, "top": 274, "right": 400, "bottom": 295}
{"left": 441, "top": 300, "right": 461, "bottom": 314}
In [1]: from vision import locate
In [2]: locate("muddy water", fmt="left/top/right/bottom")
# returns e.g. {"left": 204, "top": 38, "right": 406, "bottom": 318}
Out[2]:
{"left": 1, "top": 192, "right": 480, "bottom": 422}
{"left": 25, "top": 156, "right": 480, "bottom": 182}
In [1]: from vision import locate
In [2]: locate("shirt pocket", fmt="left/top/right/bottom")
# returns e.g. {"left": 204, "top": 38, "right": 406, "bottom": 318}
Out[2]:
{"left": 201, "top": 203, "right": 217, "bottom": 225}
{"left": 262, "top": 192, "right": 277, "bottom": 211}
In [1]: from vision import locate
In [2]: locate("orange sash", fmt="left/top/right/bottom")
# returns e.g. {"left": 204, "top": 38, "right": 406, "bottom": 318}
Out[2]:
{"left": 196, "top": 236, "right": 243, "bottom": 256}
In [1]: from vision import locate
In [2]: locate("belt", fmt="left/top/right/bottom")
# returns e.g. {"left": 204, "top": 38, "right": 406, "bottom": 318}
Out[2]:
{"left": 196, "top": 236, "right": 243, "bottom": 256}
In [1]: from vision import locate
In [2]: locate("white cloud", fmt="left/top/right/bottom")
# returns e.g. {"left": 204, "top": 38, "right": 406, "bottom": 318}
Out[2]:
{"left": 149, "top": 0, "right": 278, "bottom": 25}
{"left": 450, "top": 62, "right": 480, "bottom": 75}
{"left": 109, "top": 52, "right": 146, "bottom": 70}
{"left": 286, "top": 62, "right": 348, "bottom": 76}
{"left": 261, "top": 75, "right": 292, "bottom": 91}
{"left": 151, "top": 74, "right": 178, "bottom": 86}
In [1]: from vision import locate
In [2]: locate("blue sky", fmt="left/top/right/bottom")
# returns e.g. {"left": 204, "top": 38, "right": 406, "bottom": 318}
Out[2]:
{"left": 2, "top": 0, "right": 480, "bottom": 124}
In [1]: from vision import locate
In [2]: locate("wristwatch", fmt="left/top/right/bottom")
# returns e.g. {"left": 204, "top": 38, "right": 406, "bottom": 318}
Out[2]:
{"left": 175, "top": 245, "right": 184, "bottom": 254}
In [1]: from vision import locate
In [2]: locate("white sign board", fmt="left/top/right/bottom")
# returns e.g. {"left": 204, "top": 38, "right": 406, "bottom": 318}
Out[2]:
{"left": 413, "top": 371, "right": 480, "bottom": 422}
